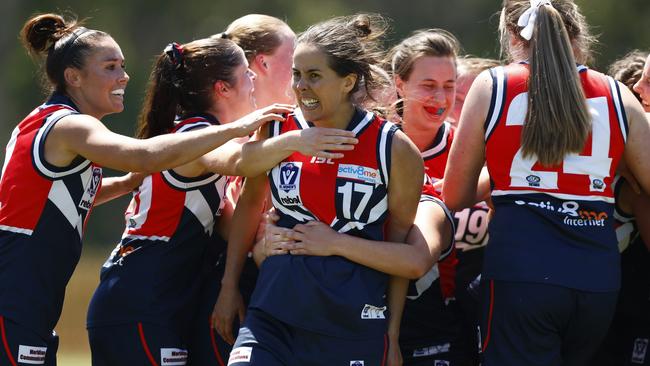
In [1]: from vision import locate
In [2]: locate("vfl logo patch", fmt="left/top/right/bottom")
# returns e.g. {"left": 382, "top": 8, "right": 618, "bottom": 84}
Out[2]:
{"left": 228, "top": 347, "right": 252, "bottom": 365}
{"left": 632, "top": 338, "right": 649, "bottom": 364}
{"left": 17, "top": 345, "right": 46, "bottom": 365}
{"left": 350, "top": 361, "right": 364, "bottom": 366}
{"left": 361, "top": 304, "right": 386, "bottom": 319}
{"left": 279, "top": 162, "right": 300, "bottom": 192}
{"left": 79, "top": 166, "right": 102, "bottom": 210}
{"left": 338, "top": 164, "right": 381, "bottom": 185}
{"left": 277, "top": 162, "right": 303, "bottom": 206}
{"left": 160, "top": 348, "right": 187, "bottom": 365}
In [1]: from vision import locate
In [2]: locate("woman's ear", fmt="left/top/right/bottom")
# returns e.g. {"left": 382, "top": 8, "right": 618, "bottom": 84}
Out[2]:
{"left": 64, "top": 67, "right": 82, "bottom": 88}
{"left": 214, "top": 80, "right": 230, "bottom": 98}
{"left": 342, "top": 73, "right": 358, "bottom": 94}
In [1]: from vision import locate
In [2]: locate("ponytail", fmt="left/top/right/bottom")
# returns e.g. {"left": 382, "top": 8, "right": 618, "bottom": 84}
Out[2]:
{"left": 521, "top": 3, "right": 590, "bottom": 166}
{"left": 137, "top": 37, "right": 244, "bottom": 138}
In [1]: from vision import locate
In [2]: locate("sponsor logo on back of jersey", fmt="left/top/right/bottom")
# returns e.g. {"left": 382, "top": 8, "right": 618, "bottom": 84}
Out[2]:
{"left": 360, "top": 304, "right": 386, "bottom": 319}
{"left": 160, "top": 348, "right": 187, "bottom": 366}
{"left": 228, "top": 347, "right": 252, "bottom": 365}
{"left": 514, "top": 198, "right": 608, "bottom": 227}
{"left": 338, "top": 164, "right": 381, "bottom": 185}
{"left": 412, "top": 343, "right": 450, "bottom": 358}
{"left": 18, "top": 345, "right": 46, "bottom": 365}
{"left": 632, "top": 338, "right": 648, "bottom": 364}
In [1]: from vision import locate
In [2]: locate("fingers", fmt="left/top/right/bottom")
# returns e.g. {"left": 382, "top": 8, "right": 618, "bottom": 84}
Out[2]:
{"left": 319, "top": 144, "right": 356, "bottom": 151}
{"left": 317, "top": 128, "right": 357, "bottom": 137}
{"left": 256, "top": 113, "right": 287, "bottom": 124}
{"left": 313, "top": 151, "right": 345, "bottom": 159}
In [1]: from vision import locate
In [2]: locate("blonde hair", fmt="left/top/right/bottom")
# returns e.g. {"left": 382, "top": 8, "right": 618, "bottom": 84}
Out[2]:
{"left": 500, "top": 0, "right": 594, "bottom": 166}
{"left": 222, "top": 14, "right": 292, "bottom": 62}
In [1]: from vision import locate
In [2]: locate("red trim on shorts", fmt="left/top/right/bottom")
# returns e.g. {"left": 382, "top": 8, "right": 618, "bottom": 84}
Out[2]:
{"left": 0, "top": 317, "right": 17, "bottom": 366}
{"left": 137, "top": 323, "right": 159, "bottom": 366}
{"left": 381, "top": 333, "right": 388, "bottom": 366}
{"left": 208, "top": 319, "right": 226, "bottom": 366}
{"left": 482, "top": 280, "right": 495, "bottom": 352}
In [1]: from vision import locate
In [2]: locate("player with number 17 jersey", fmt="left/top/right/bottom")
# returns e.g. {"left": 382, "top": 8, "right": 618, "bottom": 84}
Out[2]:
{"left": 484, "top": 63, "right": 627, "bottom": 291}
{"left": 249, "top": 107, "right": 398, "bottom": 339}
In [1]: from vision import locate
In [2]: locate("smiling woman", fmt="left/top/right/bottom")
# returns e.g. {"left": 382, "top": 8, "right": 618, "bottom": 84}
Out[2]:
{"left": 0, "top": 12, "right": 297, "bottom": 365}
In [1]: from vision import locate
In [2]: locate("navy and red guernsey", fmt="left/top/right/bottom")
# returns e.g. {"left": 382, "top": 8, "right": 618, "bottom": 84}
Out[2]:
{"left": 0, "top": 93, "right": 102, "bottom": 338}
{"left": 484, "top": 63, "right": 627, "bottom": 292}
{"left": 86, "top": 114, "right": 229, "bottom": 335}
{"left": 249, "top": 107, "right": 398, "bottom": 339}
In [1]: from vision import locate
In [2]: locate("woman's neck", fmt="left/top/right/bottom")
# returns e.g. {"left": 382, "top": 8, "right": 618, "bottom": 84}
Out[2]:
{"left": 312, "top": 103, "right": 355, "bottom": 130}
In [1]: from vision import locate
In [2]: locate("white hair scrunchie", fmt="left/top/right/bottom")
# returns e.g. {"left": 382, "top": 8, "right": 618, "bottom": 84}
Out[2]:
{"left": 517, "top": 0, "right": 554, "bottom": 41}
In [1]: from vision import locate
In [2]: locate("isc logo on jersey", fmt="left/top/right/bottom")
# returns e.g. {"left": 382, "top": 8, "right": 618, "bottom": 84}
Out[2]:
{"left": 337, "top": 164, "right": 381, "bottom": 185}
{"left": 278, "top": 162, "right": 303, "bottom": 206}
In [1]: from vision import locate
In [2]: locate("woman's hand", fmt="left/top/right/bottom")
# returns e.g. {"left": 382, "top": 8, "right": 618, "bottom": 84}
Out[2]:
{"left": 290, "top": 127, "right": 358, "bottom": 159}
{"left": 231, "top": 104, "right": 294, "bottom": 137}
{"left": 286, "top": 221, "right": 342, "bottom": 257}
{"left": 211, "top": 284, "right": 245, "bottom": 345}
{"left": 263, "top": 211, "right": 295, "bottom": 257}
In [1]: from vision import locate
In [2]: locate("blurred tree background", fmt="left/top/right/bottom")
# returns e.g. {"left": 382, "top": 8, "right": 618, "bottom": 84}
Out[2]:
{"left": 1, "top": 0, "right": 649, "bottom": 362}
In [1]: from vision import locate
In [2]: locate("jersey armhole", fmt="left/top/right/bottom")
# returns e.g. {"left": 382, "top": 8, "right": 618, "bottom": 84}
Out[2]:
{"left": 484, "top": 66, "right": 507, "bottom": 142}
{"left": 376, "top": 121, "right": 398, "bottom": 188}
{"left": 420, "top": 194, "right": 456, "bottom": 261}
{"left": 31, "top": 109, "right": 91, "bottom": 180}
{"left": 606, "top": 76, "right": 629, "bottom": 143}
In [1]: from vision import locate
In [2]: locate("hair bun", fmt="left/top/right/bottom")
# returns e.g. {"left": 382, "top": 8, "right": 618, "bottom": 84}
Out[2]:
{"left": 21, "top": 13, "right": 76, "bottom": 55}
{"left": 352, "top": 14, "right": 372, "bottom": 37}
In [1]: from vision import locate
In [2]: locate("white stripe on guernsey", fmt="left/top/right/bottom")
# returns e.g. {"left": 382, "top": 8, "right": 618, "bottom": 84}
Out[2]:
{"left": 33, "top": 109, "right": 91, "bottom": 178}
{"left": 122, "top": 234, "right": 171, "bottom": 242}
{"left": 407, "top": 264, "right": 440, "bottom": 300}
{"left": 484, "top": 66, "right": 505, "bottom": 140}
{"left": 421, "top": 122, "right": 450, "bottom": 159}
{"left": 184, "top": 190, "right": 215, "bottom": 235}
{"left": 351, "top": 111, "right": 374, "bottom": 135}
{"left": 378, "top": 122, "right": 392, "bottom": 188}
{"left": 0, "top": 225, "right": 33, "bottom": 236}
{"left": 161, "top": 170, "right": 222, "bottom": 190}
{"left": 607, "top": 76, "right": 628, "bottom": 143}
{"left": 272, "top": 120, "right": 281, "bottom": 138}
{"left": 505, "top": 92, "right": 528, "bottom": 126}
{"left": 491, "top": 190, "right": 615, "bottom": 203}
{"left": 175, "top": 121, "right": 211, "bottom": 133}
{"left": 270, "top": 194, "right": 314, "bottom": 222}
{"left": 1, "top": 126, "right": 20, "bottom": 178}
{"left": 337, "top": 221, "right": 367, "bottom": 234}
{"left": 366, "top": 195, "right": 388, "bottom": 224}
{"left": 292, "top": 109, "right": 311, "bottom": 130}
{"left": 48, "top": 180, "right": 83, "bottom": 238}
{"left": 126, "top": 175, "right": 153, "bottom": 233}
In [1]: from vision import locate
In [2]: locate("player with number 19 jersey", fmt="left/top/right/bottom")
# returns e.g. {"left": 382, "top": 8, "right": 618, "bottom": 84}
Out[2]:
{"left": 249, "top": 107, "right": 397, "bottom": 339}
{"left": 484, "top": 63, "right": 627, "bottom": 292}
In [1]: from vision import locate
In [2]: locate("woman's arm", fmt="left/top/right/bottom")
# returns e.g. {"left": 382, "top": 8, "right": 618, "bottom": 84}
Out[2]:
{"left": 94, "top": 173, "right": 144, "bottom": 206}
{"left": 620, "top": 84, "right": 650, "bottom": 194}
{"left": 442, "top": 70, "right": 493, "bottom": 211}
{"left": 212, "top": 175, "right": 269, "bottom": 344}
{"left": 45, "top": 105, "right": 292, "bottom": 173}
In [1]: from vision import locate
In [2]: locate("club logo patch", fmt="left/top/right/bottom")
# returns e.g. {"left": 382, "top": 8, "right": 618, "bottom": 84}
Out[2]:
{"left": 79, "top": 166, "right": 102, "bottom": 210}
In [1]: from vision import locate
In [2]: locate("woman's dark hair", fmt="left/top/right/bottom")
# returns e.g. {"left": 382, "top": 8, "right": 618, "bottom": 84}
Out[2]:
{"left": 20, "top": 13, "right": 110, "bottom": 94}
{"left": 609, "top": 50, "right": 648, "bottom": 102}
{"left": 297, "top": 13, "right": 388, "bottom": 101}
{"left": 136, "top": 37, "right": 244, "bottom": 138}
